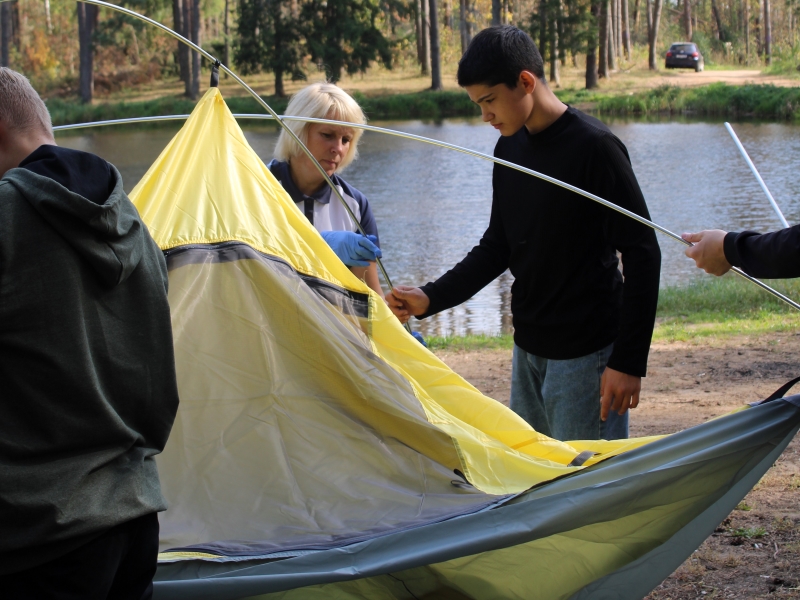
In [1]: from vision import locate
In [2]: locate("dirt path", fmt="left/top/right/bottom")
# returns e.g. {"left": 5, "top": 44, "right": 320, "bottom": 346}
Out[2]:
{"left": 437, "top": 331, "right": 800, "bottom": 599}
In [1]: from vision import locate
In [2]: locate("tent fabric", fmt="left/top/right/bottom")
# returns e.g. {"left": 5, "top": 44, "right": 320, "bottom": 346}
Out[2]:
{"left": 128, "top": 89, "right": 800, "bottom": 599}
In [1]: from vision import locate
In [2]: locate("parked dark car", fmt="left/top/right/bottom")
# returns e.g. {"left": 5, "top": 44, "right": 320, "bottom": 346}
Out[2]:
{"left": 665, "top": 43, "right": 704, "bottom": 71}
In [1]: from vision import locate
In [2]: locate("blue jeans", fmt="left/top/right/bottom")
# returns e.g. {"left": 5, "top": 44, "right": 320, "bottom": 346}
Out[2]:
{"left": 510, "top": 343, "right": 629, "bottom": 441}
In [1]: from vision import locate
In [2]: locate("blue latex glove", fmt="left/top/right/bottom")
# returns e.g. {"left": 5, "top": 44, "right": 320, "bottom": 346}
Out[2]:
{"left": 411, "top": 331, "right": 427, "bottom": 347}
{"left": 321, "top": 231, "right": 382, "bottom": 267}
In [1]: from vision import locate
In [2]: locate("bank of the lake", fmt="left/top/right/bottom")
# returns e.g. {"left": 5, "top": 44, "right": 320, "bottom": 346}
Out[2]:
{"left": 45, "top": 90, "right": 481, "bottom": 126}
{"left": 592, "top": 83, "right": 800, "bottom": 120}
{"left": 46, "top": 83, "right": 800, "bottom": 125}
{"left": 426, "top": 275, "right": 800, "bottom": 350}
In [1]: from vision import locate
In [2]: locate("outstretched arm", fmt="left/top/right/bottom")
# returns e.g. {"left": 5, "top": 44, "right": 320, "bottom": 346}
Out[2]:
{"left": 682, "top": 230, "right": 731, "bottom": 276}
{"left": 683, "top": 226, "right": 800, "bottom": 279}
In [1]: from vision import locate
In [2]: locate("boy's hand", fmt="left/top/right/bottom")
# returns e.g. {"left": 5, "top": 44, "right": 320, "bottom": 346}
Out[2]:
{"left": 386, "top": 286, "right": 430, "bottom": 323}
{"left": 682, "top": 230, "right": 731, "bottom": 276}
{"left": 600, "top": 367, "right": 641, "bottom": 421}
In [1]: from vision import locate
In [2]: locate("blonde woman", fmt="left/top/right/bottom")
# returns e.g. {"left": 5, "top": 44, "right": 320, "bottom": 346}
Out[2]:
{"left": 268, "top": 82, "right": 383, "bottom": 296}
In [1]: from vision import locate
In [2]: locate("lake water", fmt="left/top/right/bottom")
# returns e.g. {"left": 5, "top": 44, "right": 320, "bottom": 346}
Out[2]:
{"left": 56, "top": 117, "right": 800, "bottom": 337}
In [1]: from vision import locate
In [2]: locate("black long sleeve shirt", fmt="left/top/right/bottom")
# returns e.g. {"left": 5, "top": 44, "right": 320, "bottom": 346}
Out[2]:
{"left": 419, "top": 108, "right": 661, "bottom": 377}
{"left": 724, "top": 225, "right": 800, "bottom": 278}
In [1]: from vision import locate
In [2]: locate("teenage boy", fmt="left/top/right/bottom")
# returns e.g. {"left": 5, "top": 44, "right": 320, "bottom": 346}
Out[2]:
{"left": 0, "top": 67, "right": 179, "bottom": 599}
{"left": 683, "top": 226, "right": 800, "bottom": 278}
{"left": 386, "top": 26, "right": 661, "bottom": 441}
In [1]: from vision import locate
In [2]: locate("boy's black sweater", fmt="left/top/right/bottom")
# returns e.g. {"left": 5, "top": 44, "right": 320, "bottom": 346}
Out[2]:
{"left": 724, "top": 226, "right": 800, "bottom": 278}
{"left": 420, "top": 108, "right": 661, "bottom": 377}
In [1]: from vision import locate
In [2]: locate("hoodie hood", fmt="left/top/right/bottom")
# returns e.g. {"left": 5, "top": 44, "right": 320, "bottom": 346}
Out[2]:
{"left": 4, "top": 150, "right": 145, "bottom": 287}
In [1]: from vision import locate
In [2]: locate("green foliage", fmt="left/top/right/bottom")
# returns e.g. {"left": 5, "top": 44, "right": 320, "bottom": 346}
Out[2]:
{"left": 234, "top": 0, "right": 306, "bottom": 96}
{"left": 301, "top": 0, "right": 393, "bottom": 82}
{"left": 352, "top": 90, "right": 480, "bottom": 118}
{"left": 529, "top": 0, "right": 596, "bottom": 72}
{"left": 657, "top": 275, "right": 800, "bottom": 320}
{"left": 45, "top": 90, "right": 479, "bottom": 125}
{"left": 729, "top": 526, "right": 767, "bottom": 538}
{"left": 46, "top": 95, "right": 290, "bottom": 127}
{"left": 595, "top": 83, "right": 800, "bottom": 119}
{"left": 426, "top": 334, "right": 515, "bottom": 351}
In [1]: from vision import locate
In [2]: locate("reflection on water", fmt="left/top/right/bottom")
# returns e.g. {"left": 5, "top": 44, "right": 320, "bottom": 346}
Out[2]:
{"left": 56, "top": 117, "right": 800, "bottom": 337}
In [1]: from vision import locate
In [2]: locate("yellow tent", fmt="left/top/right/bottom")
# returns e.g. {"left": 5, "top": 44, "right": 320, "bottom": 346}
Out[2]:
{"left": 131, "top": 89, "right": 800, "bottom": 600}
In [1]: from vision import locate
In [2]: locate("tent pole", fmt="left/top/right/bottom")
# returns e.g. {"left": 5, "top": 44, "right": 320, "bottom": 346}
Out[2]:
{"left": 54, "top": 113, "right": 800, "bottom": 314}
{"left": 724, "top": 122, "right": 789, "bottom": 229}
{"left": 21, "top": 0, "right": 410, "bottom": 330}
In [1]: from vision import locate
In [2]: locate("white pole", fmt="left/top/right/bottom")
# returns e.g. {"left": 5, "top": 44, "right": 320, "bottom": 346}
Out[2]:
{"left": 725, "top": 122, "right": 790, "bottom": 229}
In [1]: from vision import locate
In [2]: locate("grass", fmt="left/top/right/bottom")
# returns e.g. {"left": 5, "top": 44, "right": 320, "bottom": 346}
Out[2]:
{"left": 729, "top": 526, "right": 767, "bottom": 539}
{"left": 425, "top": 275, "right": 800, "bottom": 351}
{"left": 595, "top": 83, "right": 800, "bottom": 120}
{"left": 653, "top": 275, "right": 800, "bottom": 342}
{"left": 46, "top": 79, "right": 800, "bottom": 125}
{"left": 426, "top": 334, "right": 514, "bottom": 352}
{"left": 46, "top": 89, "right": 480, "bottom": 127}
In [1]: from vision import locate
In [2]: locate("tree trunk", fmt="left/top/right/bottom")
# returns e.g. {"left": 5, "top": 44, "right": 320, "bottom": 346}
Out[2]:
{"left": 539, "top": 0, "right": 547, "bottom": 55}
{"left": 416, "top": 0, "right": 424, "bottom": 63}
{"left": 190, "top": 0, "right": 201, "bottom": 99}
{"left": 586, "top": 0, "right": 600, "bottom": 87}
{"left": 615, "top": 0, "right": 622, "bottom": 59}
{"left": 608, "top": 0, "right": 618, "bottom": 70}
{"left": 549, "top": 6, "right": 560, "bottom": 85}
{"left": 711, "top": 0, "right": 724, "bottom": 39}
{"left": 0, "top": 2, "right": 10, "bottom": 67}
{"left": 763, "top": 0, "right": 771, "bottom": 64}
{"left": 173, "top": 0, "right": 189, "bottom": 84}
{"left": 44, "top": 0, "right": 52, "bottom": 34}
{"left": 77, "top": 3, "right": 96, "bottom": 104}
{"left": 648, "top": 0, "right": 663, "bottom": 69}
{"left": 181, "top": 0, "right": 193, "bottom": 96}
{"left": 745, "top": 0, "right": 749, "bottom": 61}
{"left": 492, "top": 0, "right": 501, "bottom": 24}
{"left": 623, "top": 0, "right": 631, "bottom": 57}
{"left": 632, "top": 0, "right": 640, "bottom": 36}
{"left": 599, "top": 0, "right": 610, "bottom": 77}
{"left": 646, "top": 0, "right": 652, "bottom": 41}
{"left": 223, "top": 0, "right": 230, "bottom": 69}
{"left": 444, "top": 0, "right": 452, "bottom": 28}
{"left": 275, "top": 68, "right": 285, "bottom": 97}
{"left": 430, "top": 0, "right": 443, "bottom": 89}
{"left": 684, "top": 0, "right": 693, "bottom": 39}
{"left": 422, "top": 0, "right": 431, "bottom": 75}
{"left": 459, "top": 0, "right": 469, "bottom": 53}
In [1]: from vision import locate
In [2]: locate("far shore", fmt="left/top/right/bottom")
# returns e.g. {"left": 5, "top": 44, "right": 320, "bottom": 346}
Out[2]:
{"left": 47, "top": 62, "right": 800, "bottom": 126}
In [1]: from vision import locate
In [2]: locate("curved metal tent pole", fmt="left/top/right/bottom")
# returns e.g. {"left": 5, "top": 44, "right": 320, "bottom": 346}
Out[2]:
{"left": 34, "top": 0, "right": 402, "bottom": 307}
{"left": 54, "top": 113, "right": 800, "bottom": 313}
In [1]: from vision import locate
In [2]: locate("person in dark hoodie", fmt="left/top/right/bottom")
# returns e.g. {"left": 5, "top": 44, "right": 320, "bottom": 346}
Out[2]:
{"left": 682, "top": 227, "right": 800, "bottom": 278}
{"left": 0, "top": 67, "right": 179, "bottom": 599}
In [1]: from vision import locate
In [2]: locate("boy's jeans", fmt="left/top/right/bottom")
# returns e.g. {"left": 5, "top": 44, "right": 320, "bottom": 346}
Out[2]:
{"left": 510, "top": 343, "right": 629, "bottom": 441}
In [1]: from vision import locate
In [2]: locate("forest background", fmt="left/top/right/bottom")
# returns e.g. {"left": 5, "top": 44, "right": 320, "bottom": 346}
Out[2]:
{"left": 0, "top": 0, "right": 798, "bottom": 109}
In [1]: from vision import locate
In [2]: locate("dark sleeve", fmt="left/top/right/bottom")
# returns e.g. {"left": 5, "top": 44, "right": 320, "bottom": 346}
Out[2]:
{"left": 724, "top": 226, "right": 800, "bottom": 278}
{"left": 418, "top": 166, "right": 510, "bottom": 318}
{"left": 591, "top": 134, "right": 661, "bottom": 377}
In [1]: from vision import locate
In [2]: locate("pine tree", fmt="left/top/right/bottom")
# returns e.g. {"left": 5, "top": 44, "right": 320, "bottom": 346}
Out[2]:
{"left": 301, "top": 0, "right": 392, "bottom": 82}
{"left": 235, "top": 0, "right": 305, "bottom": 97}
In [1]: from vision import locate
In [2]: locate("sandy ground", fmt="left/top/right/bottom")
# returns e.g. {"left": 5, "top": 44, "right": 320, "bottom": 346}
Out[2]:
{"left": 436, "top": 331, "right": 800, "bottom": 599}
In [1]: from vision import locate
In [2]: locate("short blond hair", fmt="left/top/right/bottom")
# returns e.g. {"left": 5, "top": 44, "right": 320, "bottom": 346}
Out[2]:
{"left": 274, "top": 82, "right": 366, "bottom": 171}
{"left": 0, "top": 68, "right": 53, "bottom": 136}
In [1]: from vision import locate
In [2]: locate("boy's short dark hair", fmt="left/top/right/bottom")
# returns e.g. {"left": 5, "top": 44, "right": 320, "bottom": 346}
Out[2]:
{"left": 457, "top": 26, "right": 545, "bottom": 89}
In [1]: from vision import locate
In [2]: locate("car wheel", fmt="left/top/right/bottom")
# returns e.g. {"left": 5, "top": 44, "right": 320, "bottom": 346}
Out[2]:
{"left": 695, "top": 63, "right": 703, "bottom": 72}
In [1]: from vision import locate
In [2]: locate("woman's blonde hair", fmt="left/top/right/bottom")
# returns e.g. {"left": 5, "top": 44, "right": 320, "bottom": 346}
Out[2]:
{"left": 274, "top": 82, "right": 366, "bottom": 171}
{"left": 0, "top": 68, "right": 53, "bottom": 136}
